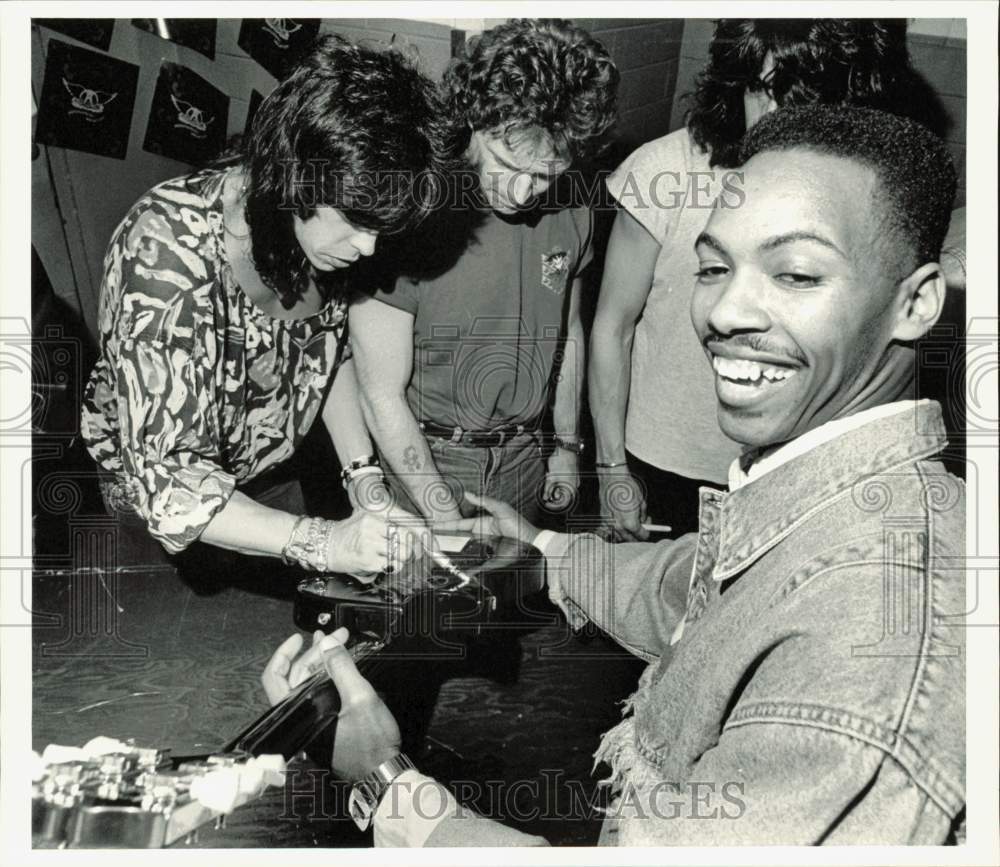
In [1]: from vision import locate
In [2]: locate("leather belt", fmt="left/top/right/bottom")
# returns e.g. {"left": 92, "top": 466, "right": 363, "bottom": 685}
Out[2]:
{"left": 418, "top": 421, "right": 539, "bottom": 448}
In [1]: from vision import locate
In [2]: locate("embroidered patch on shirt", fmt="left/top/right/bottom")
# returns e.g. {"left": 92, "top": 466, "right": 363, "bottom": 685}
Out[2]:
{"left": 541, "top": 248, "right": 570, "bottom": 294}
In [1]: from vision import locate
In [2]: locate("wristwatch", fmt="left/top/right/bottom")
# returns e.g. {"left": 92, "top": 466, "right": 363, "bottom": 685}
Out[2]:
{"left": 554, "top": 435, "right": 585, "bottom": 455}
{"left": 348, "top": 753, "right": 416, "bottom": 831}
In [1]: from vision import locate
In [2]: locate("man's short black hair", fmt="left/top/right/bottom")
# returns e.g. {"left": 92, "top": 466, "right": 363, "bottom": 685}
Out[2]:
{"left": 739, "top": 104, "right": 957, "bottom": 272}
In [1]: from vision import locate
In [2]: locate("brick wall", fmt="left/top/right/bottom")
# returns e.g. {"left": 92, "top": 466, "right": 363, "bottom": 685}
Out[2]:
{"left": 667, "top": 19, "right": 967, "bottom": 207}
{"left": 573, "top": 18, "right": 684, "bottom": 156}
{"left": 318, "top": 18, "right": 453, "bottom": 79}
{"left": 907, "top": 31, "right": 967, "bottom": 208}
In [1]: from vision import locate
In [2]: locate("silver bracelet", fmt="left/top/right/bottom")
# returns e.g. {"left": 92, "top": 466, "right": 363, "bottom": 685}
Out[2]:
{"left": 282, "top": 516, "right": 334, "bottom": 571}
{"left": 320, "top": 519, "right": 339, "bottom": 572}
{"left": 310, "top": 518, "right": 337, "bottom": 572}
{"left": 281, "top": 516, "right": 311, "bottom": 566}
{"left": 304, "top": 517, "right": 327, "bottom": 572}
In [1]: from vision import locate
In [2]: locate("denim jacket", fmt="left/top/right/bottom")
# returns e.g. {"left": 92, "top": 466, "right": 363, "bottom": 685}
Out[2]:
{"left": 379, "top": 401, "right": 965, "bottom": 846}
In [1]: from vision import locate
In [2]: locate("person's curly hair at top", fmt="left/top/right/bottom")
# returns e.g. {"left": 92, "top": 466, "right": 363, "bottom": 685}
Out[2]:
{"left": 687, "top": 19, "right": 939, "bottom": 168}
{"left": 242, "top": 34, "right": 449, "bottom": 304}
{"left": 442, "top": 18, "right": 620, "bottom": 162}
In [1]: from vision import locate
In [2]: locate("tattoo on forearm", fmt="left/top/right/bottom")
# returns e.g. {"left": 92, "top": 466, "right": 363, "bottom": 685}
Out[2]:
{"left": 402, "top": 445, "right": 422, "bottom": 472}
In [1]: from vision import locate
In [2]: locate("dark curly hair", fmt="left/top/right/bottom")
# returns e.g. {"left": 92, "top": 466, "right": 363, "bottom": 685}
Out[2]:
{"left": 442, "top": 19, "right": 619, "bottom": 163}
{"left": 241, "top": 34, "right": 448, "bottom": 305}
{"left": 687, "top": 19, "right": 936, "bottom": 168}
{"left": 740, "top": 104, "right": 956, "bottom": 271}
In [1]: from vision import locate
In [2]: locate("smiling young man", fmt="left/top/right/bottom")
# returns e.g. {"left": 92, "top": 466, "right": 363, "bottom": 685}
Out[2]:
{"left": 265, "top": 105, "right": 965, "bottom": 846}
{"left": 349, "top": 19, "right": 618, "bottom": 525}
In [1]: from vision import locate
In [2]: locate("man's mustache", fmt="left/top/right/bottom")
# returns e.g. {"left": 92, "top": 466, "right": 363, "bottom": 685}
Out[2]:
{"left": 703, "top": 332, "right": 807, "bottom": 365}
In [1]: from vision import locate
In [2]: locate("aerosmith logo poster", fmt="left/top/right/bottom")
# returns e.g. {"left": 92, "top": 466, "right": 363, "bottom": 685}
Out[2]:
{"left": 237, "top": 18, "right": 320, "bottom": 80}
{"left": 34, "top": 39, "right": 138, "bottom": 160}
{"left": 34, "top": 19, "right": 115, "bottom": 51}
{"left": 143, "top": 62, "right": 229, "bottom": 165}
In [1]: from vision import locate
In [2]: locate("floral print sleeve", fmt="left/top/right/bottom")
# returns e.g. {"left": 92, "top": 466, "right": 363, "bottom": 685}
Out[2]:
{"left": 82, "top": 171, "right": 346, "bottom": 553}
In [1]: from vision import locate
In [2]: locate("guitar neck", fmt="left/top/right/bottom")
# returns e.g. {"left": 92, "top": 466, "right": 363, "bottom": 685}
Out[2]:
{"left": 221, "top": 639, "right": 385, "bottom": 760}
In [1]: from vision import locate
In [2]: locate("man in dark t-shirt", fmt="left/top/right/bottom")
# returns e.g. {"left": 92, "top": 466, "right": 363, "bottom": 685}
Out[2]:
{"left": 350, "top": 19, "right": 618, "bottom": 524}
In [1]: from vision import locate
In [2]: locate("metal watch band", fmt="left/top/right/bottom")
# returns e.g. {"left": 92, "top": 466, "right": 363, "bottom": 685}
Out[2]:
{"left": 554, "top": 435, "right": 585, "bottom": 455}
{"left": 348, "top": 753, "right": 416, "bottom": 831}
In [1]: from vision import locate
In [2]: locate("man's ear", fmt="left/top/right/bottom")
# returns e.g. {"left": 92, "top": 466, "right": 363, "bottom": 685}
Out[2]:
{"left": 891, "top": 262, "right": 946, "bottom": 342}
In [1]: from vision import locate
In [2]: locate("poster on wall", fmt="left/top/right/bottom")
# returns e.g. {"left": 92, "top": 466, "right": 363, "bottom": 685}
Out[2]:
{"left": 33, "top": 39, "right": 138, "bottom": 160}
{"left": 237, "top": 18, "right": 321, "bottom": 80}
{"left": 143, "top": 62, "right": 229, "bottom": 165}
{"left": 34, "top": 19, "right": 115, "bottom": 51}
{"left": 131, "top": 19, "right": 217, "bottom": 59}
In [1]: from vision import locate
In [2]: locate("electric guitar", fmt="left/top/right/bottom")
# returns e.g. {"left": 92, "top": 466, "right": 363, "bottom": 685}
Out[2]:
{"left": 32, "top": 533, "right": 543, "bottom": 848}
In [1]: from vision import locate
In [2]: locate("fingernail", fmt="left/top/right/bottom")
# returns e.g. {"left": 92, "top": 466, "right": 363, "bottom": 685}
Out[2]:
{"left": 318, "top": 634, "right": 342, "bottom": 652}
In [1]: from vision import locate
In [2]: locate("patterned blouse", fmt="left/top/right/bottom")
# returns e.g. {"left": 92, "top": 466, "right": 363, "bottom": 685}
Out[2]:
{"left": 81, "top": 169, "right": 348, "bottom": 553}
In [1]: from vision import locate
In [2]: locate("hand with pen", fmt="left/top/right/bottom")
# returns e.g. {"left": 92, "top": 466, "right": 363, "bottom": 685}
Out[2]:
{"left": 595, "top": 463, "right": 653, "bottom": 542}
{"left": 432, "top": 492, "right": 540, "bottom": 545}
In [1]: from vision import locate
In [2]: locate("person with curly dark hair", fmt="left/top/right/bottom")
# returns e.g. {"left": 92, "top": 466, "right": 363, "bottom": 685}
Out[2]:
{"left": 81, "top": 35, "right": 447, "bottom": 577}
{"left": 590, "top": 19, "right": 966, "bottom": 542}
{"left": 686, "top": 19, "right": 944, "bottom": 168}
{"left": 350, "top": 19, "right": 618, "bottom": 526}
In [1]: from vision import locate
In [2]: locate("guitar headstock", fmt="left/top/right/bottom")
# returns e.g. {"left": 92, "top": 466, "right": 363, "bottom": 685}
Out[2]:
{"left": 32, "top": 739, "right": 285, "bottom": 848}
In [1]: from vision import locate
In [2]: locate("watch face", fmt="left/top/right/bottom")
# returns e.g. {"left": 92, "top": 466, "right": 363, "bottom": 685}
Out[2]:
{"left": 347, "top": 787, "right": 375, "bottom": 831}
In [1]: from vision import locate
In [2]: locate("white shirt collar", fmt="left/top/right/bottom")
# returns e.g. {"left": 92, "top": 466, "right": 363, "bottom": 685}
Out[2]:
{"left": 727, "top": 400, "right": 927, "bottom": 492}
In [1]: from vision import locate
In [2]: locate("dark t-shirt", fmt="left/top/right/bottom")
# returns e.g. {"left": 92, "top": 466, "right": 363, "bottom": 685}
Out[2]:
{"left": 374, "top": 205, "right": 593, "bottom": 430}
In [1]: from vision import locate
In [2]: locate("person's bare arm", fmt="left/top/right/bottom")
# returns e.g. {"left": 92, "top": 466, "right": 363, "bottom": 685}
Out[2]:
{"left": 588, "top": 208, "right": 662, "bottom": 539}
{"left": 322, "top": 357, "right": 375, "bottom": 466}
{"left": 544, "top": 274, "right": 585, "bottom": 506}
{"left": 350, "top": 297, "right": 463, "bottom": 522}
{"left": 199, "top": 489, "right": 401, "bottom": 575}
{"left": 321, "top": 357, "right": 391, "bottom": 510}
{"left": 199, "top": 490, "right": 299, "bottom": 556}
